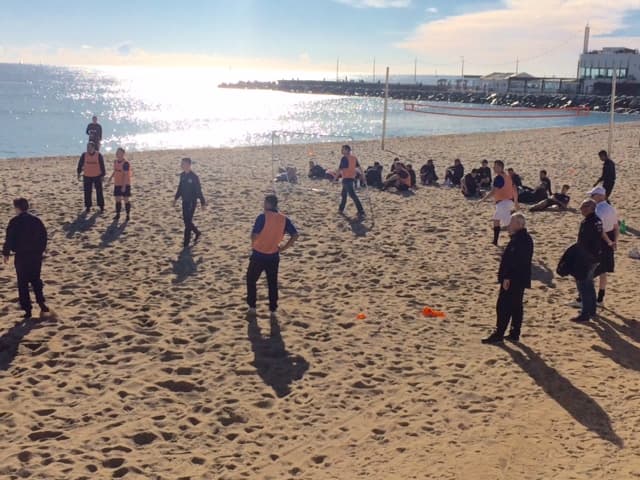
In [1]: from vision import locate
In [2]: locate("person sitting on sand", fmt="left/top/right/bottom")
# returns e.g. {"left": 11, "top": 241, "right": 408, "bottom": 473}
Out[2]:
{"left": 420, "top": 160, "right": 438, "bottom": 186}
{"left": 482, "top": 213, "right": 533, "bottom": 344}
{"left": 2, "top": 198, "right": 50, "bottom": 319}
{"left": 507, "top": 167, "right": 523, "bottom": 190}
{"left": 107, "top": 147, "right": 132, "bottom": 222}
{"left": 406, "top": 164, "right": 417, "bottom": 189}
{"left": 173, "top": 157, "right": 206, "bottom": 249}
{"left": 529, "top": 184, "right": 571, "bottom": 212}
{"left": 365, "top": 162, "right": 383, "bottom": 189}
{"left": 382, "top": 161, "right": 412, "bottom": 192}
{"left": 308, "top": 161, "right": 327, "bottom": 180}
{"left": 478, "top": 159, "right": 492, "bottom": 189}
{"left": 276, "top": 166, "right": 298, "bottom": 183}
{"left": 247, "top": 194, "right": 299, "bottom": 319}
{"left": 444, "top": 159, "right": 464, "bottom": 186}
{"left": 519, "top": 170, "right": 553, "bottom": 204}
{"left": 480, "top": 160, "right": 519, "bottom": 246}
{"left": 462, "top": 170, "right": 480, "bottom": 198}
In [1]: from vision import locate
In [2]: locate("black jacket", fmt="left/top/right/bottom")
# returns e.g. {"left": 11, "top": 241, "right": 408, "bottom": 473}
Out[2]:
{"left": 498, "top": 228, "right": 534, "bottom": 289}
{"left": 557, "top": 243, "right": 591, "bottom": 281}
{"left": 175, "top": 171, "right": 206, "bottom": 205}
{"left": 86, "top": 123, "right": 102, "bottom": 142}
{"left": 2, "top": 212, "right": 47, "bottom": 258}
{"left": 596, "top": 159, "right": 616, "bottom": 189}
{"left": 578, "top": 213, "right": 603, "bottom": 263}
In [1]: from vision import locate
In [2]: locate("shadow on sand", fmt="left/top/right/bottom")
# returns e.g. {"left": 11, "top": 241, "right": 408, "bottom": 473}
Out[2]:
{"left": 0, "top": 317, "right": 48, "bottom": 371}
{"left": 247, "top": 316, "right": 309, "bottom": 398}
{"left": 577, "top": 315, "right": 640, "bottom": 373}
{"left": 170, "top": 247, "right": 203, "bottom": 284}
{"left": 63, "top": 211, "right": 100, "bottom": 238}
{"left": 531, "top": 260, "right": 555, "bottom": 288}
{"left": 100, "top": 220, "right": 128, "bottom": 248}
{"left": 498, "top": 342, "right": 623, "bottom": 447}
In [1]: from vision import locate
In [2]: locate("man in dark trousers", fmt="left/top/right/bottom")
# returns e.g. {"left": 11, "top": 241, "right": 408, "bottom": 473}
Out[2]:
{"left": 572, "top": 199, "right": 603, "bottom": 322}
{"left": 482, "top": 213, "right": 534, "bottom": 344}
{"left": 86, "top": 116, "right": 103, "bottom": 150}
{"left": 77, "top": 141, "right": 106, "bottom": 213}
{"left": 2, "top": 198, "right": 49, "bottom": 319}
{"left": 173, "top": 157, "right": 205, "bottom": 249}
{"left": 247, "top": 194, "right": 298, "bottom": 319}
{"left": 338, "top": 145, "right": 366, "bottom": 218}
{"left": 594, "top": 150, "right": 616, "bottom": 200}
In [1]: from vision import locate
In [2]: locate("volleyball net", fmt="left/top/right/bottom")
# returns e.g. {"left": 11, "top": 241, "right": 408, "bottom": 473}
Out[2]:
{"left": 403, "top": 102, "right": 591, "bottom": 119}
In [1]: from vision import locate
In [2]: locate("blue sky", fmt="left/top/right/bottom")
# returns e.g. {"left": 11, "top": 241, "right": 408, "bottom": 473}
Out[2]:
{"left": 1, "top": 0, "right": 639, "bottom": 76}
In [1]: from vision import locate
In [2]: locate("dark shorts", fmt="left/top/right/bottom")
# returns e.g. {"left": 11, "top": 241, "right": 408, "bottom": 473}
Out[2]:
{"left": 595, "top": 231, "right": 615, "bottom": 275}
{"left": 114, "top": 186, "right": 131, "bottom": 197}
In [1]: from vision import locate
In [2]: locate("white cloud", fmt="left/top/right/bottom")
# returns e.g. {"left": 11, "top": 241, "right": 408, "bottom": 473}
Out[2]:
{"left": 397, "top": 0, "right": 640, "bottom": 76}
{"left": 426, "top": 7, "right": 438, "bottom": 13}
{"left": 335, "top": 0, "right": 410, "bottom": 8}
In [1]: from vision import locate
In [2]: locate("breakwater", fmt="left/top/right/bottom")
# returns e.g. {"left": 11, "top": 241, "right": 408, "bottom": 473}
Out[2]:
{"left": 219, "top": 80, "right": 640, "bottom": 115}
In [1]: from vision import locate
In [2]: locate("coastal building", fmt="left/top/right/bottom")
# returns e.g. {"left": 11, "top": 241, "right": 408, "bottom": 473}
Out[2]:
{"left": 478, "top": 72, "right": 578, "bottom": 95}
{"left": 578, "top": 47, "right": 640, "bottom": 94}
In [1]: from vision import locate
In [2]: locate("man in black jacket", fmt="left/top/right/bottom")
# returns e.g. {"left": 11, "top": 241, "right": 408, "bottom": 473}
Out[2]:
{"left": 594, "top": 150, "right": 616, "bottom": 200}
{"left": 2, "top": 198, "right": 49, "bottom": 319}
{"left": 173, "top": 157, "right": 206, "bottom": 249}
{"left": 482, "top": 213, "right": 534, "bottom": 344}
{"left": 86, "top": 116, "right": 103, "bottom": 150}
{"left": 572, "top": 199, "right": 603, "bottom": 322}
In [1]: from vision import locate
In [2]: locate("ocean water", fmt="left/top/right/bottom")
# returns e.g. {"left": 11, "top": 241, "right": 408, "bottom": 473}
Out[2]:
{"left": 0, "top": 63, "right": 634, "bottom": 159}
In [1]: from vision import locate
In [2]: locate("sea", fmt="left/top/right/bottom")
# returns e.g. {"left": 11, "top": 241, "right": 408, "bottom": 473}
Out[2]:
{"left": 0, "top": 63, "right": 635, "bottom": 159}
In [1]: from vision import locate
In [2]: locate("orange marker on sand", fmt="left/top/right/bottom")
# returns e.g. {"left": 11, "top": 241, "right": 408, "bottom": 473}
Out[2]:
{"left": 422, "top": 306, "right": 446, "bottom": 318}
{"left": 356, "top": 312, "right": 367, "bottom": 320}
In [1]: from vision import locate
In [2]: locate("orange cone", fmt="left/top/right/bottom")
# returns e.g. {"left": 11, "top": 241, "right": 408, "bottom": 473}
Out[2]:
{"left": 356, "top": 312, "right": 367, "bottom": 320}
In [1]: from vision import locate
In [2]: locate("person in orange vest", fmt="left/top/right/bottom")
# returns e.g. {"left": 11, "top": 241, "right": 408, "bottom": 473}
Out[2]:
{"left": 338, "top": 145, "right": 366, "bottom": 218}
{"left": 247, "top": 194, "right": 299, "bottom": 318}
{"left": 480, "top": 160, "right": 519, "bottom": 246}
{"left": 107, "top": 147, "right": 132, "bottom": 221}
{"left": 76, "top": 141, "right": 106, "bottom": 214}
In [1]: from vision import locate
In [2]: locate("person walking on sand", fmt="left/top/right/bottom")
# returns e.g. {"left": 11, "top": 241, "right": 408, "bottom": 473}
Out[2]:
{"left": 480, "top": 160, "right": 519, "bottom": 246}
{"left": 247, "top": 194, "right": 299, "bottom": 319}
{"left": 594, "top": 150, "right": 616, "bottom": 200}
{"left": 2, "top": 198, "right": 49, "bottom": 319}
{"left": 86, "top": 115, "right": 103, "bottom": 150}
{"left": 77, "top": 141, "right": 106, "bottom": 214}
{"left": 107, "top": 147, "right": 132, "bottom": 222}
{"left": 482, "top": 213, "right": 533, "bottom": 344}
{"left": 337, "top": 145, "right": 366, "bottom": 218}
{"left": 589, "top": 186, "right": 619, "bottom": 307}
{"left": 173, "top": 157, "right": 205, "bottom": 249}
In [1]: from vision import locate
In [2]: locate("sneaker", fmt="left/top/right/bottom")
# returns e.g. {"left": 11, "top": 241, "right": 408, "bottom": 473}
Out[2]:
{"left": 505, "top": 333, "right": 520, "bottom": 342}
{"left": 571, "top": 315, "right": 590, "bottom": 323}
{"left": 481, "top": 332, "right": 504, "bottom": 344}
{"left": 39, "top": 303, "right": 50, "bottom": 314}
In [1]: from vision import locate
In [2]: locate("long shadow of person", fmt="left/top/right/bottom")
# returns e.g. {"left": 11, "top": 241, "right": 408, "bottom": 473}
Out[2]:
{"left": 346, "top": 216, "right": 369, "bottom": 238}
{"left": 0, "top": 318, "right": 43, "bottom": 371}
{"left": 100, "top": 220, "right": 128, "bottom": 248}
{"left": 498, "top": 342, "right": 623, "bottom": 447}
{"left": 599, "top": 309, "right": 640, "bottom": 343}
{"left": 531, "top": 261, "right": 555, "bottom": 288}
{"left": 63, "top": 211, "right": 99, "bottom": 238}
{"left": 247, "top": 316, "right": 309, "bottom": 398}
{"left": 170, "top": 247, "right": 203, "bottom": 284}
{"left": 580, "top": 316, "right": 640, "bottom": 372}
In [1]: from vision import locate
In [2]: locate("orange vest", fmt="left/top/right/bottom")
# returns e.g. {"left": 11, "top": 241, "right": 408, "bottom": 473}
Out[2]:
{"left": 252, "top": 211, "right": 287, "bottom": 255}
{"left": 113, "top": 160, "right": 131, "bottom": 187}
{"left": 397, "top": 166, "right": 412, "bottom": 187}
{"left": 494, "top": 173, "right": 515, "bottom": 202}
{"left": 341, "top": 155, "right": 358, "bottom": 180}
{"left": 83, "top": 152, "right": 101, "bottom": 177}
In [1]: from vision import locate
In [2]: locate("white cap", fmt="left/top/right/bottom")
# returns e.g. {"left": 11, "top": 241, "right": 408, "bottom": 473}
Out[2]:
{"left": 588, "top": 186, "right": 606, "bottom": 196}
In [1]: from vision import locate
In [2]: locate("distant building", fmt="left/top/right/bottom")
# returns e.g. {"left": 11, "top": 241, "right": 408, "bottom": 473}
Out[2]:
{"left": 578, "top": 47, "right": 640, "bottom": 94}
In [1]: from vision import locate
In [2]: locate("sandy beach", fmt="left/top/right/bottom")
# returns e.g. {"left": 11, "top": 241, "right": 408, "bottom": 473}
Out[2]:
{"left": 1, "top": 122, "right": 640, "bottom": 479}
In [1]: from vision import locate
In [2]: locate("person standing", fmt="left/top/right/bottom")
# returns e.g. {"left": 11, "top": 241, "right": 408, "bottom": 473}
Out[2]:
{"left": 77, "top": 141, "right": 106, "bottom": 214}
{"left": 173, "top": 157, "right": 205, "bottom": 249}
{"left": 594, "top": 150, "right": 616, "bottom": 200}
{"left": 2, "top": 198, "right": 49, "bottom": 319}
{"left": 482, "top": 213, "right": 534, "bottom": 344}
{"left": 572, "top": 199, "right": 603, "bottom": 322}
{"left": 338, "top": 145, "right": 365, "bottom": 218}
{"left": 86, "top": 116, "right": 103, "bottom": 150}
{"left": 107, "top": 147, "right": 132, "bottom": 221}
{"left": 589, "top": 186, "right": 619, "bottom": 306}
{"left": 481, "top": 160, "right": 519, "bottom": 246}
{"left": 247, "top": 194, "right": 298, "bottom": 318}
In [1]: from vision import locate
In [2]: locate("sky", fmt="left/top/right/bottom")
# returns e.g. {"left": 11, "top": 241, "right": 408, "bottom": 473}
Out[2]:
{"left": 1, "top": 0, "right": 639, "bottom": 77}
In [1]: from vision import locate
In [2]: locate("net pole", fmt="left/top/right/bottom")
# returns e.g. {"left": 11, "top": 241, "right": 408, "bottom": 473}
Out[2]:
{"left": 608, "top": 69, "right": 617, "bottom": 156}
{"left": 381, "top": 67, "right": 390, "bottom": 151}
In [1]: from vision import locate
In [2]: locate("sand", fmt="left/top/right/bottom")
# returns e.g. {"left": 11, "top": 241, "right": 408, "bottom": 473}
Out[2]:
{"left": 1, "top": 122, "right": 640, "bottom": 479}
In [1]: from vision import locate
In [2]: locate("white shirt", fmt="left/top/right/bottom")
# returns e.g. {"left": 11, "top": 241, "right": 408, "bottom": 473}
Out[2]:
{"left": 596, "top": 201, "right": 618, "bottom": 233}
